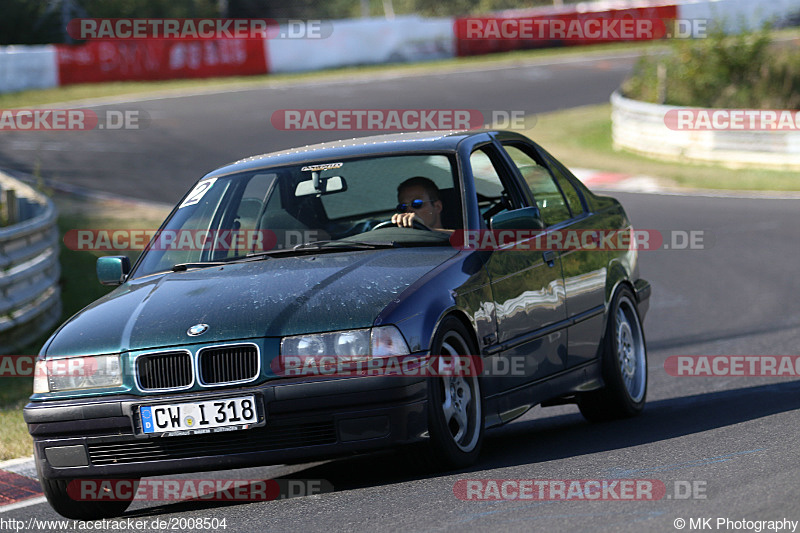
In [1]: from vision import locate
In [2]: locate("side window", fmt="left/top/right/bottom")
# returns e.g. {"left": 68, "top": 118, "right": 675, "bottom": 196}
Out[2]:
{"left": 470, "top": 146, "right": 523, "bottom": 226}
{"left": 237, "top": 173, "right": 277, "bottom": 232}
{"left": 470, "top": 148, "right": 505, "bottom": 199}
{"left": 546, "top": 158, "right": 584, "bottom": 217}
{"left": 502, "top": 144, "right": 571, "bottom": 227}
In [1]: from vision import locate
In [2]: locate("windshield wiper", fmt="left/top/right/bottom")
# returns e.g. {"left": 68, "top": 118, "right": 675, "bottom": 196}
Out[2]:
{"left": 171, "top": 261, "right": 229, "bottom": 271}
{"left": 292, "top": 240, "right": 398, "bottom": 251}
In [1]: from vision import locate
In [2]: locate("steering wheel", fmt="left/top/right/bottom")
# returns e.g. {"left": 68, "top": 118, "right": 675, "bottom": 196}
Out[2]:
{"left": 372, "top": 218, "right": 432, "bottom": 231}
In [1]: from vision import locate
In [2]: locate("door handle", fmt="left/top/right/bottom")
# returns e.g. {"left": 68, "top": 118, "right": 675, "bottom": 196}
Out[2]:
{"left": 542, "top": 250, "right": 556, "bottom": 267}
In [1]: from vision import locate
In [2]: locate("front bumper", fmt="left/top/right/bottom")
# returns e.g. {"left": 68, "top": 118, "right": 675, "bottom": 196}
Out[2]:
{"left": 26, "top": 375, "right": 428, "bottom": 480}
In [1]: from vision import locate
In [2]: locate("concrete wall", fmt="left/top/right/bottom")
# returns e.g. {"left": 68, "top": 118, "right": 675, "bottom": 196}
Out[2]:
{"left": 611, "top": 91, "right": 800, "bottom": 170}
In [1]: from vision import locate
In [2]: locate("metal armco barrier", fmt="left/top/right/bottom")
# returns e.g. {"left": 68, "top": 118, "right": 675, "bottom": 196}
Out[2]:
{"left": 0, "top": 173, "right": 61, "bottom": 354}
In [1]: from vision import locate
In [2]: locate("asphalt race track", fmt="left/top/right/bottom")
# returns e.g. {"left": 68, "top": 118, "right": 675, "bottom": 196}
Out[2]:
{"left": 2, "top": 52, "right": 799, "bottom": 532}
{"left": 0, "top": 52, "right": 639, "bottom": 203}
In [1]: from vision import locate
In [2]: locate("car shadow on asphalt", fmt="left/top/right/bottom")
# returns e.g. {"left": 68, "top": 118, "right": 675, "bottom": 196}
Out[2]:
{"left": 123, "top": 379, "right": 800, "bottom": 517}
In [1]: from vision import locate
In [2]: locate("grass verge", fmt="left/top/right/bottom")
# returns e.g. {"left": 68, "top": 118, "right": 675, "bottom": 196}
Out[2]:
{"left": 522, "top": 104, "right": 800, "bottom": 191}
{"left": 0, "top": 199, "right": 168, "bottom": 461}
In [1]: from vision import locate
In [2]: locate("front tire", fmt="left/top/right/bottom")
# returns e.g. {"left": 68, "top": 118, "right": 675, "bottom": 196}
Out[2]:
{"left": 579, "top": 286, "right": 648, "bottom": 422}
{"left": 424, "top": 318, "right": 484, "bottom": 470}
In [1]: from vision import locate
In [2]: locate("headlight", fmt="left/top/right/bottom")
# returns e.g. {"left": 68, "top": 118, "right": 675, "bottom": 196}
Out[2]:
{"left": 281, "top": 326, "right": 409, "bottom": 360}
{"left": 33, "top": 355, "right": 123, "bottom": 393}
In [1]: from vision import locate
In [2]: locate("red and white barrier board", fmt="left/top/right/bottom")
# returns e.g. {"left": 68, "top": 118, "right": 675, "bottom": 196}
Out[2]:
{"left": 0, "top": 0, "right": 799, "bottom": 93}
{"left": 55, "top": 39, "right": 268, "bottom": 85}
{"left": 453, "top": 4, "right": 679, "bottom": 56}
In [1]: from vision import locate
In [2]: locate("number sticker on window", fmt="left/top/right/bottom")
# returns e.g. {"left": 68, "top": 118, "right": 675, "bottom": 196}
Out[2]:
{"left": 179, "top": 178, "right": 217, "bottom": 208}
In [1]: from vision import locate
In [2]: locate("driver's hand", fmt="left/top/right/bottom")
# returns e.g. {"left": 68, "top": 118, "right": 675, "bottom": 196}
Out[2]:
{"left": 391, "top": 212, "right": 420, "bottom": 228}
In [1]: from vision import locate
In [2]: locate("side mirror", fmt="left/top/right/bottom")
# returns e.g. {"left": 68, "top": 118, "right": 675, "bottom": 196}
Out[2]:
{"left": 97, "top": 256, "right": 131, "bottom": 286}
{"left": 490, "top": 206, "right": 545, "bottom": 231}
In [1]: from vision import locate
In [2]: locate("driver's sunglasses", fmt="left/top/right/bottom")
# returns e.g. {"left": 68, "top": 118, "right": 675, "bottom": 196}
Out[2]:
{"left": 396, "top": 199, "right": 433, "bottom": 213}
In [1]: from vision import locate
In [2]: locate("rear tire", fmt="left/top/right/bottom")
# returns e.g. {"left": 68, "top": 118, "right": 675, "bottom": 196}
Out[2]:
{"left": 579, "top": 286, "right": 647, "bottom": 422}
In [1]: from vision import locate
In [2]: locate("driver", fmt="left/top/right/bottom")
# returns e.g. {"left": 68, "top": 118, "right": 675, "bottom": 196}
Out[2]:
{"left": 391, "top": 176, "right": 447, "bottom": 231}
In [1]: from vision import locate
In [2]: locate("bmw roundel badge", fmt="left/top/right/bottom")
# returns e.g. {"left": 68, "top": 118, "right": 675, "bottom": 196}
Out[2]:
{"left": 187, "top": 323, "right": 209, "bottom": 336}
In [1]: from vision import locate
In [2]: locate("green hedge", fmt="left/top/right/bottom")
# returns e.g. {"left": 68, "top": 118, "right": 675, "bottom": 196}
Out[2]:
{"left": 622, "top": 25, "right": 800, "bottom": 109}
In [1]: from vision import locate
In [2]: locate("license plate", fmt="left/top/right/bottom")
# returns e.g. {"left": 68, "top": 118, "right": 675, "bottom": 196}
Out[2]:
{"left": 139, "top": 396, "right": 258, "bottom": 435}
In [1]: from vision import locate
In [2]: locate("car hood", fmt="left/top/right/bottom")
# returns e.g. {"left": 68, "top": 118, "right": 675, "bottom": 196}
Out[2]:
{"left": 46, "top": 247, "right": 458, "bottom": 356}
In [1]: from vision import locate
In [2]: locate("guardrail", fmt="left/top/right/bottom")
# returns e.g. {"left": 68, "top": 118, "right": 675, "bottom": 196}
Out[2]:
{"left": 611, "top": 91, "right": 800, "bottom": 170}
{"left": 0, "top": 173, "right": 61, "bottom": 354}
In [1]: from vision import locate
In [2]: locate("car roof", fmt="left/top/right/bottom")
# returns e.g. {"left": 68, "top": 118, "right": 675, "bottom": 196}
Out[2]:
{"left": 204, "top": 129, "right": 509, "bottom": 178}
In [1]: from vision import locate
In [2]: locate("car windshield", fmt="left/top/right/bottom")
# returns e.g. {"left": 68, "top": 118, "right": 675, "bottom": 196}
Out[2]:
{"left": 132, "top": 153, "right": 460, "bottom": 278}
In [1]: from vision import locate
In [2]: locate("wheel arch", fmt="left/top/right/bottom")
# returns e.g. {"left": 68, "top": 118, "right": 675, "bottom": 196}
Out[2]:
{"left": 427, "top": 307, "right": 482, "bottom": 356}
{"left": 602, "top": 267, "right": 638, "bottom": 342}
{"left": 605, "top": 259, "right": 635, "bottom": 306}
